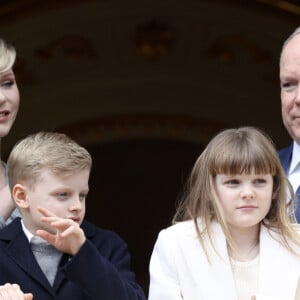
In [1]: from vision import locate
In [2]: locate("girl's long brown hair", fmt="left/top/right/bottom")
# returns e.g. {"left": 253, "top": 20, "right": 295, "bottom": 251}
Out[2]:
{"left": 173, "top": 127, "right": 300, "bottom": 261}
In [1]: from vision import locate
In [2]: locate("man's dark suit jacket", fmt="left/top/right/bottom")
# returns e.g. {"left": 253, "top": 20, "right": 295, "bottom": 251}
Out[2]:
{"left": 278, "top": 143, "right": 300, "bottom": 222}
{"left": 0, "top": 217, "right": 146, "bottom": 300}
{"left": 278, "top": 143, "right": 293, "bottom": 174}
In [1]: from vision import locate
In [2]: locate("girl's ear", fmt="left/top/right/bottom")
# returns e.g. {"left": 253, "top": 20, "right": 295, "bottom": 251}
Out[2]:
{"left": 13, "top": 184, "right": 29, "bottom": 208}
{"left": 272, "top": 190, "right": 278, "bottom": 200}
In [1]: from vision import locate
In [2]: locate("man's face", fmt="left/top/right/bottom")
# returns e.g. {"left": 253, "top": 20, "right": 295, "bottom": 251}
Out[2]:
{"left": 280, "top": 34, "right": 300, "bottom": 144}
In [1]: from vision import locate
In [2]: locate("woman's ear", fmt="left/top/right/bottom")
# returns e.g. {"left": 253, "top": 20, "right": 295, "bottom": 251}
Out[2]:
{"left": 13, "top": 184, "right": 29, "bottom": 208}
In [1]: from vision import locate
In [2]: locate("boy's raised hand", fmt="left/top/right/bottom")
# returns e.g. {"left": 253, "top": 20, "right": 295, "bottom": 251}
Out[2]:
{"left": 35, "top": 207, "right": 86, "bottom": 256}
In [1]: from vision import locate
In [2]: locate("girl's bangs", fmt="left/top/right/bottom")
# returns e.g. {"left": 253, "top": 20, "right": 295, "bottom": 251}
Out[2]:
{"left": 211, "top": 145, "right": 276, "bottom": 175}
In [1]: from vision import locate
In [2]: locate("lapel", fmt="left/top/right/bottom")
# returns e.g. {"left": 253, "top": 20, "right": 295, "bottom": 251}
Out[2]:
{"left": 259, "top": 225, "right": 300, "bottom": 299}
{"left": 183, "top": 222, "right": 300, "bottom": 299}
{"left": 53, "top": 219, "right": 93, "bottom": 290}
{"left": 201, "top": 222, "right": 237, "bottom": 299}
{"left": 278, "top": 143, "right": 293, "bottom": 173}
{"left": 53, "top": 254, "right": 70, "bottom": 289}
{"left": 181, "top": 222, "right": 237, "bottom": 299}
{"left": 0, "top": 218, "right": 56, "bottom": 296}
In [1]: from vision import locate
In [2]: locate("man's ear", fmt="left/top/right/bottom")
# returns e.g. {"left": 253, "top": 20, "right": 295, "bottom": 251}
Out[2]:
{"left": 13, "top": 184, "right": 29, "bottom": 208}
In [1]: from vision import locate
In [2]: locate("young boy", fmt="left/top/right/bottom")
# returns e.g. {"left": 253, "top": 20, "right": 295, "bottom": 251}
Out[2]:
{"left": 0, "top": 131, "right": 146, "bottom": 300}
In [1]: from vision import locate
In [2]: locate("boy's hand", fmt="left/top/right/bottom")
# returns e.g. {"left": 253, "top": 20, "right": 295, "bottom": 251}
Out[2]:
{"left": 0, "top": 283, "right": 33, "bottom": 300}
{"left": 35, "top": 207, "right": 86, "bottom": 256}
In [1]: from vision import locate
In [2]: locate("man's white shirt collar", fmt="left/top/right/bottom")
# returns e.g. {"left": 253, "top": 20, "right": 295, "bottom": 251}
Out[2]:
{"left": 289, "top": 141, "right": 300, "bottom": 175}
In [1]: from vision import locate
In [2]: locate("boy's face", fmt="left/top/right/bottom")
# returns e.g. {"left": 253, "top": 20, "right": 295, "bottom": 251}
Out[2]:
{"left": 20, "top": 168, "right": 89, "bottom": 235}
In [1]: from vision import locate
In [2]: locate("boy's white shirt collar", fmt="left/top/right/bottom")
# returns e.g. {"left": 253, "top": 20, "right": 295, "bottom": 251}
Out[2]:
{"left": 21, "top": 219, "right": 35, "bottom": 242}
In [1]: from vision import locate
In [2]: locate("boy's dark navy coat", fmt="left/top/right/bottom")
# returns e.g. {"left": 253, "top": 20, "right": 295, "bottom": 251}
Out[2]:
{"left": 0, "top": 217, "right": 146, "bottom": 300}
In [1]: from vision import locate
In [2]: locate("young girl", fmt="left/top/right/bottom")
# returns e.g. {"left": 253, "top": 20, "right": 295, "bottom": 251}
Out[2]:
{"left": 148, "top": 127, "right": 300, "bottom": 300}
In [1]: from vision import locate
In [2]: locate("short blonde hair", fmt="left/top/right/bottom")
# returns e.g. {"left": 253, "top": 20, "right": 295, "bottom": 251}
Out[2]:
{"left": 0, "top": 39, "right": 16, "bottom": 73}
{"left": 7, "top": 131, "right": 92, "bottom": 190}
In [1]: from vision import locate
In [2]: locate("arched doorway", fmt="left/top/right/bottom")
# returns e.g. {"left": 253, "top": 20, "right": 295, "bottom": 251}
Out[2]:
{"left": 60, "top": 113, "right": 226, "bottom": 293}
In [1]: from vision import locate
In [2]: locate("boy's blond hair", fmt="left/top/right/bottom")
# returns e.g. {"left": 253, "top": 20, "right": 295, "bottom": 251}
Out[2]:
{"left": 7, "top": 131, "right": 92, "bottom": 190}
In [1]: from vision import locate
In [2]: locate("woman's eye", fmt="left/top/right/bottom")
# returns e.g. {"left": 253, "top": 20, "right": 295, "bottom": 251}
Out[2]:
{"left": 0, "top": 80, "right": 14, "bottom": 88}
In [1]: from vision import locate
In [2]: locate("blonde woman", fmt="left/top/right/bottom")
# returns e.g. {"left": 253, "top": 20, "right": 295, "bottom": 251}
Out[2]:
{"left": 0, "top": 39, "right": 29, "bottom": 300}
{"left": 0, "top": 38, "right": 20, "bottom": 227}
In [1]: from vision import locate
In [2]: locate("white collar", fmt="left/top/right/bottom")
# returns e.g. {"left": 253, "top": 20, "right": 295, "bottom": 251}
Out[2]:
{"left": 21, "top": 219, "right": 35, "bottom": 242}
{"left": 289, "top": 141, "right": 300, "bottom": 175}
